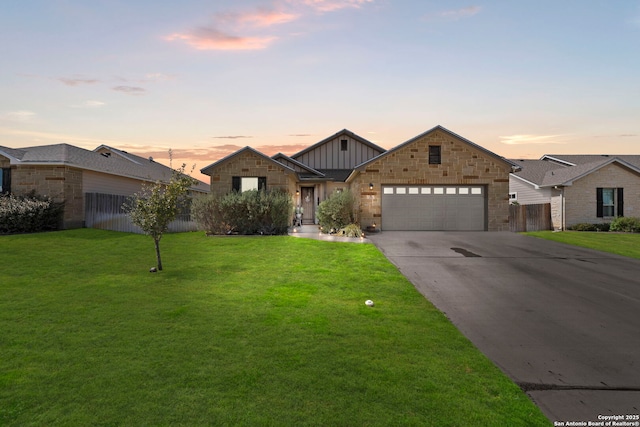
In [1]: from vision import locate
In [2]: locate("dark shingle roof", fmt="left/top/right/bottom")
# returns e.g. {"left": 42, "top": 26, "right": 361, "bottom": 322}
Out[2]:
{"left": 0, "top": 143, "right": 209, "bottom": 192}
{"left": 511, "top": 155, "right": 640, "bottom": 187}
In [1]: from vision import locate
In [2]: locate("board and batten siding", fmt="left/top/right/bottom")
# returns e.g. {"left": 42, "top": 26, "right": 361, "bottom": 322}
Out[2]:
{"left": 293, "top": 136, "right": 383, "bottom": 170}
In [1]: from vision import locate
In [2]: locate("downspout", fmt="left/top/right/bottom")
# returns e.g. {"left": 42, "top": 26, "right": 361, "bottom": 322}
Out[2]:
{"left": 561, "top": 186, "right": 565, "bottom": 231}
{"left": 554, "top": 185, "right": 565, "bottom": 231}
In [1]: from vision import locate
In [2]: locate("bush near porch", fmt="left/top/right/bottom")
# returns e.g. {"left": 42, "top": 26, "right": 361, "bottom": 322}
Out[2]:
{"left": 0, "top": 192, "right": 64, "bottom": 234}
{"left": 316, "top": 189, "right": 359, "bottom": 233}
{"left": 192, "top": 189, "right": 292, "bottom": 235}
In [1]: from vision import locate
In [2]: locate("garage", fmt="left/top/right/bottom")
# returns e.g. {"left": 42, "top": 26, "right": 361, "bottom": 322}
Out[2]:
{"left": 381, "top": 185, "right": 486, "bottom": 231}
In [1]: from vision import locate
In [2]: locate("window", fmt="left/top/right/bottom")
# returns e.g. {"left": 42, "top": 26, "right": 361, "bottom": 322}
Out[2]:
{"left": 232, "top": 176, "right": 266, "bottom": 192}
{"left": 428, "top": 145, "right": 441, "bottom": 164}
{"left": 509, "top": 192, "right": 517, "bottom": 202}
{"left": 340, "top": 139, "right": 348, "bottom": 151}
{"left": 597, "top": 188, "right": 624, "bottom": 217}
{"left": 0, "top": 168, "right": 10, "bottom": 194}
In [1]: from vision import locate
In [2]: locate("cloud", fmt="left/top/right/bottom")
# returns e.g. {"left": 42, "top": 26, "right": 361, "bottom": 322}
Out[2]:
{"left": 594, "top": 133, "right": 638, "bottom": 138}
{"left": 425, "top": 5, "right": 481, "bottom": 21}
{"left": 112, "top": 86, "right": 146, "bottom": 95}
{"left": 218, "top": 8, "right": 300, "bottom": 27}
{"left": 165, "top": 1, "right": 373, "bottom": 51}
{"left": 289, "top": 133, "right": 312, "bottom": 137}
{"left": 500, "top": 134, "right": 567, "bottom": 145}
{"left": 0, "top": 127, "right": 123, "bottom": 146}
{"left": 1, "top": 110, "right": 37, "bottom": 122}
{"left": 212, "top": 135, "right": 253, "bottom": 139}
{"left": 71, "top": 100, "right": 106, "bottom": 108}
{"left": 58, "top": 77, "right": 100, "bottom": 86}
{"left": 143, "top": 73, "right": 176, "bottom": 82}
{"left": 293, "top": 0, "right": 374, "bottom": 13}
{"left": 165, "top": 28, "right": 276, "bottom": 50}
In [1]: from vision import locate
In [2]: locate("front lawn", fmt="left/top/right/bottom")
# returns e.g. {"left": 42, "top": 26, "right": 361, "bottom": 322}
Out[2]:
{"left": 0, "top": 229, "right": 550, "bottom": 426}
{"left": 525, "top": 231, "right": 640, "bottom": 259}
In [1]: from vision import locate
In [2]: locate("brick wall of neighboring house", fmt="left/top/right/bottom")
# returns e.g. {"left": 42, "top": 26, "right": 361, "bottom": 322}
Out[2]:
{"left": 209, "top": 151, "right": 296, "bottom": 197}
{"left": 12, "top": 165, "right": 84, "bottom": 229}
{"left": 563, "top": 163, "right": 640, "bottom": 227}
{"left": 353, "top": 129, "right": 512, "bottom": 231}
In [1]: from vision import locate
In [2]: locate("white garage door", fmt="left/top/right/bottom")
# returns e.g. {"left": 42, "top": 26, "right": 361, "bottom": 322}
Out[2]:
{"left": 381, "top": 185, "right": 486, "bottom": 231}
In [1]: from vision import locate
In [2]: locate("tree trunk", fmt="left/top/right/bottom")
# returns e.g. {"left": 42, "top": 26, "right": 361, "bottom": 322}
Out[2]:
{"left": 154, "top": 237, "right": 163, "bottom": 271}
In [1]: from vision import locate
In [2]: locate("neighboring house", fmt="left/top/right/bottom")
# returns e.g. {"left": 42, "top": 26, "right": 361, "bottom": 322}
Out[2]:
{"left": 201, "top": 126, "right": 518, "bottom": 231}
{"left": 510, "top": 155, "right": 640, "bottom": 230}
{"left": 0, "top": 143, "right": 209, "bottom": 229}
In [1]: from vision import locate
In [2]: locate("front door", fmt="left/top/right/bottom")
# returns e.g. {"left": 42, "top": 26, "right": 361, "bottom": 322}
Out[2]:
{"left": 301, "top": 187, "right": 315, "bottom": 224}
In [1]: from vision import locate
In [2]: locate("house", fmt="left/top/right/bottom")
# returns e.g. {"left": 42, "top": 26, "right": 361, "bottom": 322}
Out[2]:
{"left": 509, "top": 155, "right": 640, "bottom": 230}
{"left": 201, "top": 126, "right": 518, "bottom": 231}
{"left": 0, "top": 143, "right": 209, "bottom": 229}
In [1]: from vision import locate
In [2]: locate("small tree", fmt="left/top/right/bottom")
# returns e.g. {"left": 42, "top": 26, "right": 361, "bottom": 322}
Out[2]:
{"left": 123, "top": 163, "right": 197, "bottom": 271}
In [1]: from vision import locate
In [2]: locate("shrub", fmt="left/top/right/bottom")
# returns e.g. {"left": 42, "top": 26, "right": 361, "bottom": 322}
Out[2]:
{"left": 317, "top": 189, "right": 357, "bottom": 232}
{"left": 192, "top": 194, "right": 230, "bottom": 235}
{"left": 610, "top": 217, "right": 640, "bottom": 233}
{"left": 192, "top": 189, "right": 293, "bottom": 235}
{"left": 336, "top": 223, "right": 364, "bottom": 238}
{"left": 0, "top": 192, "right": 64, "bottom": 234}
{"left": 568, "top": 223, "right": 610, "bottom": 232}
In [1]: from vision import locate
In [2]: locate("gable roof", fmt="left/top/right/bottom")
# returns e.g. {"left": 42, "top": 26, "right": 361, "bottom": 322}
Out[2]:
{"left": 511, "top": 155, "right": 640, "bottom": 187}
{"left": 290, "top": 129, "right": 386, "bottom": 160}
{"left": 271, "top": 153, "right": 325, "bottom": 177}
{"left": 200, "top": 146, "right": 297, "bottom": 176}
{"left": 542, "top": 154, "right": 640, "bottom": 169}
{"left": 509, "top": 159, "right": 568, "bottom": 188}
{"left": 0, "top": 143, "right": 209, "bottom": 192}
{"left": 353, "top": 125, "right": 519, "bottom": 173}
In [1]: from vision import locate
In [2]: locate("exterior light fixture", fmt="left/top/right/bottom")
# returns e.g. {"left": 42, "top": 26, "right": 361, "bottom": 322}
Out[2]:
{"left": 296, "top": 190, "right": 300, "bottom": 196}
{"left": 369, "top": 183, "right": 374, "bottom": 190}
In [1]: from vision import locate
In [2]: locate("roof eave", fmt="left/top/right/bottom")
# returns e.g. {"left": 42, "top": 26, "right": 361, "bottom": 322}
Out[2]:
{"left": 201, "top": 146, "right": 297, "bottom": 176}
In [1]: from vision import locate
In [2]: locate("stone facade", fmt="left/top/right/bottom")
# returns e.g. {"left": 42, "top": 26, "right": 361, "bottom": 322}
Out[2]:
{"left": 9, "top": 164, "right": 84, "bottom": 229}
{"left": 208, "top": 150, "right": 297, "bottom": 196}
{"left": 201, "top": 127, "right": 514, "bottom": 231}
{"left": 352, "top": 129, "right": 512, "bottom": 231}
{"left": 563, "top": 163, "right": 640, "bottom": 227}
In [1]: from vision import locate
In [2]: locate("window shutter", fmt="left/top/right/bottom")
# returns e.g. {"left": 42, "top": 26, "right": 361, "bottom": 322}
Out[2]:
{"left": 258, "top": 177, "right": 267, "bottom": 191}
{"left": 596, "top": 188, "right": 603, "bottom": 218}
{"left": 232, "top": 176, "right": 240, "bottom": 192}
{"left": 617, "top": 188, "right": 624, "bottom": 217}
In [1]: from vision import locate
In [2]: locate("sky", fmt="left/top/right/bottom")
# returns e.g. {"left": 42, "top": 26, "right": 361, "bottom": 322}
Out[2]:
{"left": 1, "top": 0, "right": 639, "bottom": 183}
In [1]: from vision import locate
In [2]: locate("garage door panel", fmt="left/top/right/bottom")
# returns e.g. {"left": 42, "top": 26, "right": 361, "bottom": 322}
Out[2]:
{"left": 381, "top": 185, "right": 486, "bottom": 231}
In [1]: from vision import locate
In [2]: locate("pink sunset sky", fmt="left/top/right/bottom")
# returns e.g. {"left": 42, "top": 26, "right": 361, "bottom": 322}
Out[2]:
{"left": 1, "top": 0, "right": 639, "bottom": 183}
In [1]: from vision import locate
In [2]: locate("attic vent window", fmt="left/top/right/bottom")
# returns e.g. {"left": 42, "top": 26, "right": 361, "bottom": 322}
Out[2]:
{"left": 101, "top": 152, "right": 111, "bottom": 158}
{"left": 340, "top": 139, "right": 348, "bottom": 151}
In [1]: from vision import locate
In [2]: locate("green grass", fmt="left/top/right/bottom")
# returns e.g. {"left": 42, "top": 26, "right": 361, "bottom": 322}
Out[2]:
{"left": 0, "top": 229, "right": 550, "bottom": 426}
{"left": 525, "top": 231, "right": 640, "bottom": 259}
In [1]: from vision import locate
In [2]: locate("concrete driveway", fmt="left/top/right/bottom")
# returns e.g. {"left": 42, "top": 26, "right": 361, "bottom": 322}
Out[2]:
{"left": 367, "top": 231, "right": 640, "bottom": 424}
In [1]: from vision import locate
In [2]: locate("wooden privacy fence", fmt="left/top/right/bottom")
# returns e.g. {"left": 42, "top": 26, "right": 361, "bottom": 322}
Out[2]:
{"left": 85, "top": 193, "right": 198, "bottom": 234}
{"left": 509, "top": 203, "right": 552, "bottom": 232}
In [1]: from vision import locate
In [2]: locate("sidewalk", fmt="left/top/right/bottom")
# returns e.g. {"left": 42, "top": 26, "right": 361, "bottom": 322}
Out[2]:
{"left": 288, "top": 224, "right": 371, "bottom": 244}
